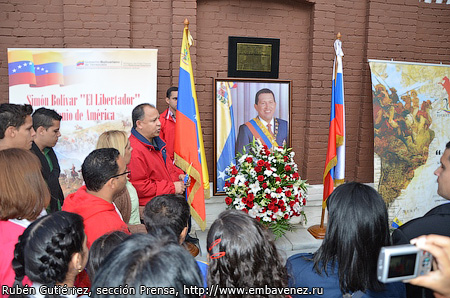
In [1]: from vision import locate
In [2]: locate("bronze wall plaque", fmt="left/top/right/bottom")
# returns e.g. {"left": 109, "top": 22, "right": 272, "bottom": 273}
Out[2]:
{"left": 228, "top": 37, "right": 279, "bottom": 78}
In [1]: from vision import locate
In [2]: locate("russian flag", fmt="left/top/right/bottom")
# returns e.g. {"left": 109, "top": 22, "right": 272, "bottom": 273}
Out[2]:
{"left": 8, "top": 50, "right": 36, "bottom": 86}
{"left": 216, "top": 81, "right": 236, "bottom": 192}
{"left": 32, "top": 52, "right": 64, "bottom": 87}
{"left": 323, "top": 37, "right": 345, "bottom": 208}
{"left": 174, "top": 20, "right": 210, "bottom": 230}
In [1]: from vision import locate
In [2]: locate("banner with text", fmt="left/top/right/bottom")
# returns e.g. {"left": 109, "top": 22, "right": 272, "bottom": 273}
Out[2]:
{"left": 8, "top": 48, "right": 157, "bottom": 196}
{"left": 369, "top": 60, "right": 450, "bottom": 224}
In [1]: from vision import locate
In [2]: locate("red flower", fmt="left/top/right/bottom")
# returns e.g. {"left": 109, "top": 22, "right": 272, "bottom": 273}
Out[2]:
{"left": 256, "top": 217, "right": 261, "bottom": 222}
{"left": 263, "top": 145, "right": 268, "bottom": 150}
{"left": 231, "top": 167, "right": 238, "bottom": 175}
{"left": 281, "top": 205, "right": 286, "bottom": 212}
{"left": 284, "top": 156, "right": 289, "bottom": 162}
{"left": 257, "top": 175, "right": 264, "bottom": 182}
{"left": 273, "top": 206, "right": 279, "bottom": 213}
{"left": 225, "top": 197, "right": 232, "bottom": 205}
{"left": 255, "top": 166, "right": 262, "bottom": 173}
{"left": 284, "top": 214, "right": 289, "bottom": 219}
{"left": 289, "top": 201, "right": 295, "bottom": 207}
{"left": 292, "top": 172, "right": 299, "bottom": 179}
{"left": 241, "top": 197, "right": 247, "bottom": 204}
{"left": 262, "top": 182, "right": 268, "bottom": 189}
{"left": 265, "top": 162, "right": 271, "bottom": 168}
{"left": 303, "top": 198, "right": 306, "bottom": 205}
{"left": 285, "top": 165, "right": 292, "bottom": 171}
{"left": 268, "top": 203, "right": 275, "bottom": 210}
{"left": 257, "top": 160, "right": 265, "bottom": 167}
{"left": 230, "top": 177, "right": 235, "bottom": 184}
{"left": 276, "top": 187, "right": 283, "bottom": 193}
{"left": 247, "top": 201, "right": 254, "bottom": 208}
{"left": 224, "top": 181, "right": 231, "bottom": 187}
{"left": 275, "top": 177, "right": 282, "bottom": 182}
{"left": 265, "top": 194, "right": 271, "bottom": 199}
{"left": 285, "top": 190, "right": 292, "bottom": 197}
{"left": 243, "top": 208, "right": 249, "bottom": 213}
{"left": 245, "top": 157, "right": 253, "bottom": 163}
{"left": 278, "top": 200, "right": 285, "bottom": 207}
{"left": 247, "top": 193, "right": 254, "bottom": 201}
{"left": 265, "top": 150, "right": 270, "bottom": 156}
{"left": 244, "top": 181, "right": 249, "bottom": 186}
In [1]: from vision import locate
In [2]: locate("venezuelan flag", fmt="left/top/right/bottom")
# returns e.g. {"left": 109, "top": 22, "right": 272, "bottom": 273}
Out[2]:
{"left": 216, "top": 81, "right": 236, "bottom": 192}
{"left": 174, "top": 20, "right": 210, "bottom": 230}
{"left": 8, "top": 50, "right": 36, "bottom": 86}
{"left": 32, "top": 52, "right": 64, "bottom": 87}
{"left": 323, "top": 37, "right": 345, "bottom": 208}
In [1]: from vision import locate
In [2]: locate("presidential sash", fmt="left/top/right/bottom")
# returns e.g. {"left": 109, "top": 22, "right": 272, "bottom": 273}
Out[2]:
{"left": 244, "top": 117, "right": 279, "bottom": 149}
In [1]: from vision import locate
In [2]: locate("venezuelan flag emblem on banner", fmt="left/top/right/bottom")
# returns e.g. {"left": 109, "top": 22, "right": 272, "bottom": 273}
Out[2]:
{"left": 174, "top": 20, "right": 210, "bottom": 230}
{"left": 8, "top": 50, "right": 36, "bottom": 86}
{"left": 323, "top": 36, "right": 345, "bottom": 208}
{"left": 216, "top": 81, "right": 236, "bottom": 192}
{"left": 8, "top": 50, "right": 65, "bottom": 87}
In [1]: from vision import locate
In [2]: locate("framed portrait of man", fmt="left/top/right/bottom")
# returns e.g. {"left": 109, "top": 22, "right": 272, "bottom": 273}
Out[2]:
{"left": 213, "top": 78, "right": 292, "bottom": 194}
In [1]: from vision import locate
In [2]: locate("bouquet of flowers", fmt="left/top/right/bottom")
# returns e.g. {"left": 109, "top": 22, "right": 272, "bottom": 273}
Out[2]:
{"left": 224, "top": 138, "right": 308, "bottom": 238}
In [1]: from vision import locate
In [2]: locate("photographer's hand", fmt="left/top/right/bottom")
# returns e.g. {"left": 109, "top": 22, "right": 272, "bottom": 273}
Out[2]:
{"left": 407, "top": 234, "right": 450, "bottom": 298}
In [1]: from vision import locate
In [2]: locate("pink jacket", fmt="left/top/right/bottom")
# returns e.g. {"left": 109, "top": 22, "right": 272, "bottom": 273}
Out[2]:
{"left": 0, "top": 220, "right": 31, "bottom": 297}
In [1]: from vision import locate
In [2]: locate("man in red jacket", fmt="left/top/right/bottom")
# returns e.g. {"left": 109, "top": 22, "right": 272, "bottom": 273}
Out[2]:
{"left": 159, "top": 86, "right": 178, "bottom": 161}
{"left": 62, "top": 148, "right": 131, "bottom": 248}
{"left": 128, "top": 103, "right": 186, "bottom": 206}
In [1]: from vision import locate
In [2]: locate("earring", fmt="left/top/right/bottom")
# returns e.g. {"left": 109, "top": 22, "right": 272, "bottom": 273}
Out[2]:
{"left": 78, "top": 268, "right": 82, "bottom": 273}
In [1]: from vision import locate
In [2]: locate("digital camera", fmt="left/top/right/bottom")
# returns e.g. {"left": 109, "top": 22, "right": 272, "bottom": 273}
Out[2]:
{"left": 377, "top": 244, "right": 433, "bottom": 283}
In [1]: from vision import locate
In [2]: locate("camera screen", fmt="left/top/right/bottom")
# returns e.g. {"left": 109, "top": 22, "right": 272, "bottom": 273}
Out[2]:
{"left": 388, "top": 253, "right": 416, "bottom": 278}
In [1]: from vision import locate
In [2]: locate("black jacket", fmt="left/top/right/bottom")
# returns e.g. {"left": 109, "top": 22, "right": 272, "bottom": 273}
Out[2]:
{"left": 31, "top": 141, "right": 64, "bottom": 212}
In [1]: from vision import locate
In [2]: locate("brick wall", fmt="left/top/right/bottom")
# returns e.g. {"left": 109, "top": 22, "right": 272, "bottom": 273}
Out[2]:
{"left": 1, "top": 0, "right": 449, "bottom": 185}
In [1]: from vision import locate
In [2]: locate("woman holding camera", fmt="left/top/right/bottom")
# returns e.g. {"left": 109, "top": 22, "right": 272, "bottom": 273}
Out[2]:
{"left": 286, "top": 182, "right": 406, "bottom": 298}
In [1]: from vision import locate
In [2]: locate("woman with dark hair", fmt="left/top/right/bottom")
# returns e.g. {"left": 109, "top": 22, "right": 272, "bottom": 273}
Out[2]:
{"left": 91, "top": 233, "right": 203, "bottom": 298}
{"left": 86, "top": 231, "right": 129, "bottom": 282}
{"left": 0, "top": 148, "right": 50, "bottom": 297}
{"left": 11, "top": 211, "right": 88, "bottom": 298}
{"left": 206, "top": 209, "right": 287, "bottom": 298}
{"left": 286, "top": 182, "right": 406, "bottom": 297}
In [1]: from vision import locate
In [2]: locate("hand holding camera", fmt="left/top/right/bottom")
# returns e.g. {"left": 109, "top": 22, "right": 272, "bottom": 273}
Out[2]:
{"left": 407, "top": 235, "right": 450, "bottom": 298}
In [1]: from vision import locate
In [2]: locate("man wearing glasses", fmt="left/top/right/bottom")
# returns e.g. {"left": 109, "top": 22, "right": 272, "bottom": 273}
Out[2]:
{"left": 62, "top": 148, "right": 131, "bottom": 248}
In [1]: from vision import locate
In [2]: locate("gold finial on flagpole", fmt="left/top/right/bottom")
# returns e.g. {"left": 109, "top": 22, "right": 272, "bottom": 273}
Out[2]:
{"left": 337, "top": 32, "right": 341, "bottom": 40}
{"left": 184, "top": 18, "right": 189, "bottom": 28}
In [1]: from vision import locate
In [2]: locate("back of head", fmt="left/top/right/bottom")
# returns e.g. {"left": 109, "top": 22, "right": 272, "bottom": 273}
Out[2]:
{"left": 86, "top": 231, "right": 129, "bottom": 281}
{"left": 0, "top": 148, "right": 49, "bottom": 220}
{"left": 143, "top": 194, "right": 189, "bottom": 239}
{"left": 32, "top": 107, "right": 62, "bottom": 130}
{"left": 82, "top": 148, "right": 120, "bottom": 192}
{"left": 91, "top": 233, "right": 203, "bottom": 298}
{"left": 0, "top": 104, "right": 33, "bottom": 139}
{"left": 12, "top": 211, "right": 85, "bottom": 287}
{"left": 96, "top": 130, "right": 128, "bottom": 156}
{"left": 313, "top": 182, "right": 390, "bottom": 293}
{"left": 131, "top": 103, "right": 155, "bottom": 129}
{"left": 206, "top": 209, "right": 287, "bottom": 294}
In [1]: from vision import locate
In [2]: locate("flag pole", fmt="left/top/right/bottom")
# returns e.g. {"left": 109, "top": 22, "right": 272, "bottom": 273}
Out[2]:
{"left": 308, "top": 32, "right": 344, "bottom": 240}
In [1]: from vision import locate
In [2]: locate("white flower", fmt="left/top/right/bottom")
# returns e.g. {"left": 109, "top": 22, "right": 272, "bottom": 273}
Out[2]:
{"left": 264, "top": 169, "right": 273, "bottom": 176}
{"left": 249, "top": 182, "right": 261, "bottom": 193}
{"left": 235, "top": 174, "right": 246, "bottom": 185}
{"left": 249, "top": 168, "right": 257, "bottom": 177}
{"left": 262, "top": 216, "right": 271, "bottom": 222}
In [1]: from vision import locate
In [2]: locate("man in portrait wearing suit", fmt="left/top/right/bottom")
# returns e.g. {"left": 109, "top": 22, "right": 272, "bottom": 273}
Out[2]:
{"left": 392, "top": 141, "right": 450, "bottom": 298}
{"left": 235, "top": 88, "right": 288, "bottom": 153}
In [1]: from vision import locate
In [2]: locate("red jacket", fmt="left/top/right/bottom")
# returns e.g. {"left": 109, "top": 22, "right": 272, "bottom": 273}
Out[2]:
{"left": 62, "top": 185, "right": 130, "bottom": 248}
{"left": 159, "top": 108, "right": 176, "bottom": 161}
{"left": 128, "top": 129, "right": 181, "bottom": 206}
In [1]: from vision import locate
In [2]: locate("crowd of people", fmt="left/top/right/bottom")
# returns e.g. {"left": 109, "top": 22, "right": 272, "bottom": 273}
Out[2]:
{"left": 0, "top": 88, "right": 450, "bottom": 298}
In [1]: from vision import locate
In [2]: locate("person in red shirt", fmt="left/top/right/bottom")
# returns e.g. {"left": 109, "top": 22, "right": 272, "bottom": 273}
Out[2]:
{"left": 62, "top": 148, "right": 131, "bottom": 248}
{"left": 159, "top": 86, "right": 178, "bottom": 161}
{"left": 128, "top": 103, "right": 186, "bottom": 206}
